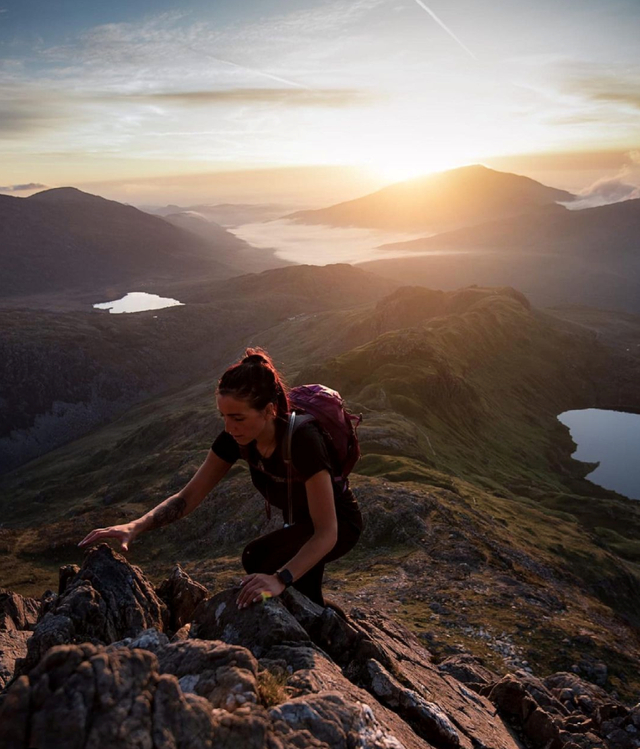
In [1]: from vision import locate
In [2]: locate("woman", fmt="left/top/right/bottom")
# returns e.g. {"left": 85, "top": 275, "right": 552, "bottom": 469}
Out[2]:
{"left": 78, "top": 349, "right": 363, "bottom": 610}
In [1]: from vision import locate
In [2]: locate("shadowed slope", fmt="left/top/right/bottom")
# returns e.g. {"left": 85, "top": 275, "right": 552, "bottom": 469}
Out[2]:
{"left": 0, "top": 188, "right": 240, "bottom": 298}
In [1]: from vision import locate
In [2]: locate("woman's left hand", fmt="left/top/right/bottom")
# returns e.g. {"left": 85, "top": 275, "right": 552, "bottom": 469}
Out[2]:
{"left": 236, "top": 573, "right": 285, "bottom": 609}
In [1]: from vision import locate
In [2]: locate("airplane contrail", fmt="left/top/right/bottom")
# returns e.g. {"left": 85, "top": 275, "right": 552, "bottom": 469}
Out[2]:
{"left": 186, "top": 46, "right": 309, "bottom": 90}
{"left": 412, "top": 0, "right": 476, "bottom": 60}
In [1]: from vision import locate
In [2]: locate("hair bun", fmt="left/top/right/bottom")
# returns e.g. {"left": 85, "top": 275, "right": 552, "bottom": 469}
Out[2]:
{"left": 242, "top": 352, "right": 268, "bottom": 366}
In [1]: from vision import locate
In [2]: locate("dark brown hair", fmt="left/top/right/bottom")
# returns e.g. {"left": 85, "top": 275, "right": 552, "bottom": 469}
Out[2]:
{"left": 217, "top": 348, "right": 289, "bottom": 420}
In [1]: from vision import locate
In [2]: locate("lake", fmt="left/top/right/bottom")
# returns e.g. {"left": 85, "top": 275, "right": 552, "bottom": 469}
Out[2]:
{"left": 93, "top": 292, "right": 183, "bottom": 314}
{"left": 557, "top": 408, "right": 640, "bottom": 500}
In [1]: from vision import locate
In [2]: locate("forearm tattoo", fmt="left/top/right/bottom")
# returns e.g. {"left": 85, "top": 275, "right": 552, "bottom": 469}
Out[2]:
{"left": 146, "top": 496, "right": 187, "bottom": 530}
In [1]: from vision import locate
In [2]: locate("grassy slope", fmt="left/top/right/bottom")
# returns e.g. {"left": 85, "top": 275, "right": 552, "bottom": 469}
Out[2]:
{"left": 2, "top": 285, "right": 640, "bottom": 698}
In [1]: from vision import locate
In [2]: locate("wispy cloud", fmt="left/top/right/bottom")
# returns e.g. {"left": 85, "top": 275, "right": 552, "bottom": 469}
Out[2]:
{"left": 0, "top": 86, "right": 73, "bottom": 135}
{"left": 183, "top": 46, "right": 307, "bottom": 90}
{"left": 569, "top": 75, "right": 640, "bottom": 111}
{"left": 0, "top": 182, "right": 48, "bottom": 192}
{"left": 412, "top": 0, "right": 476, "bottom": 60}
{"left": 124, "top": 88, "right": 377, "bottom": 107}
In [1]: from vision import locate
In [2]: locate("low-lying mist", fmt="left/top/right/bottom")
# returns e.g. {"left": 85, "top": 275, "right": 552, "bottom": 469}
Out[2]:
{"left": 231, "top": 219, "right": 431, "bottom": 265}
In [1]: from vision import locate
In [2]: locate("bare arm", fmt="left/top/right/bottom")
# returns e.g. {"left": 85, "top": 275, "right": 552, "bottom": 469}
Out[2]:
{"left": 281, "top": 469, "right": 338, "bottom": 582}
{"left": 236, "top": 469, "right": 338, "bottom": 607}
{"left": 78, "top": 449, "right": 233, "bottom": 551}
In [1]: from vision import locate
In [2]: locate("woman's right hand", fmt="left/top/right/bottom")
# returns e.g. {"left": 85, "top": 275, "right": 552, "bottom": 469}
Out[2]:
{"left": 78, "top": 522, "right": 139, "bottom": 553}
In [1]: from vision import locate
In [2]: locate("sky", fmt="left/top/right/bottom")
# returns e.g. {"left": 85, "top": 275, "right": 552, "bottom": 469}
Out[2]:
{"left": 1, "top": 0, "right": 639, "bottom": 204}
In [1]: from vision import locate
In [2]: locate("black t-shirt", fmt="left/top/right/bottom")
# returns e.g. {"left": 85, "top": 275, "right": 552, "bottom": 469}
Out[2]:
{"left": 211, "top": 420, "right": 361, "bottom": 528}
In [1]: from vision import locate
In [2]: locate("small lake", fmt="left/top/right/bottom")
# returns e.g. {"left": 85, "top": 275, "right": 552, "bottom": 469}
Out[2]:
{"left": 93, "top": 292, "right": 183, "bottom": 314}
{"left": 557, "top": 408, "right": 640, "bottom": 500}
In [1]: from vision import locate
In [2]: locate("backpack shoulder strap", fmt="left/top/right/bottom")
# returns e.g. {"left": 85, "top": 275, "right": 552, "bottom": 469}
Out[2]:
{"left": 282, "top": 411, "right": 315, "bottom": 465}
{"left": 282, "top": 411, "right": 314, "bottom": 527}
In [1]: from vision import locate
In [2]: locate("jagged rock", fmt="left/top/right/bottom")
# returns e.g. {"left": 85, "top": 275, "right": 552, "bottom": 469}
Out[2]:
{"left": 38, "top": 589, "right": 58, "bottom": 619}
{"left": 603, "top": 727, "right": 637, "bottom": 749}
{"left": 269, "top": 692, "right": 406, "bottom": 749}
{"left": 280, "top": 590, "right": 519, "bottom": 749}
{"left": 485, "top": 671, "right": 630, "bottom": 749}
{"left": 19, "top": 544, "right": 168, "bottom": 673}
{"left": 0, "top": 640, "right": 409, "bottom": 749}
{"left": 0, "top": 630, "right": 30, "bottom": 689}
{"left": 511, "top": 669, "right": 569, "bottom": 717}
{"left": 487, "top": 674, "right": 531, "bottom": 719}
{"left": 0, "top": 589, "right": 40, "bottom": 631}
{"left": 109, "top": 627, "right": 170, "bottom": 653}
{"left": 364, "top": 658, "right": 461, "bottom": 748}
{"left": 171, "top": 623, "right": 191, "bottom": 641}
{"left": 192, "top": 592, "right": 439, "bottom": 748}
{"left": 190, "top": 588, "right": 309, "bottom": 658}
{"left": 543, "top": 672, "right": 611, "bottom": 718}
{"left": 259, "top": 642, "right": 430, "bottom": 749}
{"left": 2, "top": 559, "right": 637, "bottom": 749}
{"left": 58, "top": 564, "right": 79, "bottom": 596}
{"left": 0, "top": 643, "right": 216, "bottom": 749}
{"left": 523, "top": 705, "right": 562, "bottom": 749}
{"left": 156, "top": 563, "right": 208, "bottom": 632}
{"left": 156, "top": 639, "right": 260, "bottom": 711}
{"left": 629, "top": 705, "right": 640, "bottom": 729}
{"left": 437, "top": 654, "right": 499, "bottom": 691}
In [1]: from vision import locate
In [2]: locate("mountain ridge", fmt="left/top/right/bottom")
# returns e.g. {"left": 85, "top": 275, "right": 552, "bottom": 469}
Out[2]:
{"left": 0, "top": 188, "right": 246, "bottom": 299}
{"left": 285, "top": 165, "right": 575, "bottom": 232}
{"left": 360, "top": 197, "right": 640, "bottom": 313}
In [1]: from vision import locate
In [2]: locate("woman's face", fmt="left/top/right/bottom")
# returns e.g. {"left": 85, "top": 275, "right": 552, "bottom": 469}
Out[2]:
{"left": 216, "top": 393, "right": 275, "bottom": 445}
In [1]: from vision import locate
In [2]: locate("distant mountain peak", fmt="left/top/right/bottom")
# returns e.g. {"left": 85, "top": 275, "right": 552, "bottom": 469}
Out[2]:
{"left": 28, "top": 187, "right": 110, "bottom": 204}
{"left": 285, "top": 164, "right": 576, "bottom": 232}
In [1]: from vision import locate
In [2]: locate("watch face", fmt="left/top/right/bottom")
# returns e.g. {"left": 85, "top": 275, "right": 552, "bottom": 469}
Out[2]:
{"left": 278, "top": 569, "right": 294, "bottom": 587}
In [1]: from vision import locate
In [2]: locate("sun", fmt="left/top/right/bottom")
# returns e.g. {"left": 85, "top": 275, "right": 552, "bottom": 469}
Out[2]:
{"left": 366, "top": 144, "right": 470, "bottom": 184}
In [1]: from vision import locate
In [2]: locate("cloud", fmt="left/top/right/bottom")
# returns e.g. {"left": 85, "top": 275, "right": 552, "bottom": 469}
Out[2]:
{"left": 0, "top": 183, "right": 48, "bottom": 192}
{"left": 564, "top": 70, "right": 640, "bottom": 111}
{"left": 561, "top": 152, "right": 640, "bottom": 209}
{"left": 588, "top": 90, "right": 640, "bottom": 110}
{"left": 123, "top": 88, "right": 378, "bottom": 108}
{"left": 0, "top": 83, "right": 80, "bottom": 137}
{"left": 39, "top": 2, "right": 388, "bottom": 91}
{"left": 0, "top": 94, "right": 62, "bottom": 134}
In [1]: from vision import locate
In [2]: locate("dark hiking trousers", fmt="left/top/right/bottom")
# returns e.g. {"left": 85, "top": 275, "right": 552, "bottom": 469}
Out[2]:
{"left": 242, "top": 517, "right": 361, "bottom": 607}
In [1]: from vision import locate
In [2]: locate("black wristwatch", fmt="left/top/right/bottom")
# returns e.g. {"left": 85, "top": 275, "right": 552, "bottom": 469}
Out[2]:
{"left": 276, "top": 568, "right": 294, "bottom": 588}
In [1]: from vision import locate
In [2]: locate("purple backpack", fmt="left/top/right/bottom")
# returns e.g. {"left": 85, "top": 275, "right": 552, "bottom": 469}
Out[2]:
{"left": 284, "top": 383, "right": 362, "bottom": 495}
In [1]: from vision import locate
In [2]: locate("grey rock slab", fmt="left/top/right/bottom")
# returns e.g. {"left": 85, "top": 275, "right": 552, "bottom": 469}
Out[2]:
{"left": 281, "top": 593, "right": 519, "bottom": 749}
{"left": 437, "top": 654, "right": 499, "bottom": 691}
{"left": 364, "top": 658, "right": 462, "bottom": 749}
{"left": 263, "top": 643, "right": 437, "bottom": 748}
{"left": 190, "top": 588, "right": 310, "bottom": 658}
{"left": 270, "top": 692, "right": 407, "bottom": 749}
{"left": 0, "top": 629, "right": 30, "bottom": 689}
{"left": 156, "top": 638, "right": 260, "bottom": 711}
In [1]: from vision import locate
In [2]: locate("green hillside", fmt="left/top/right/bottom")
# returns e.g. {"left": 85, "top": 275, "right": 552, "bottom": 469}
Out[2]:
{"left": 2, "top": 281, "right": 640, "bottom": 699}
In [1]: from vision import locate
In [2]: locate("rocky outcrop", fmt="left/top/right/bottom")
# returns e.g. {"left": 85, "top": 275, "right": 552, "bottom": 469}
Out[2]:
{"left": 0, "top": 589, "right": 40, "bottom": 690}
{"left": 0, "top": 589, "right": 40, "bottom": 631}
{"left": 156, "top": 564, "right": 209, "bottom": 632}
{"left": 18, "top": 544, "right": 168, "bottom": 674}
{"left": 1, "top": 547, "right": 638, "bottom": 749}
{"left": 484, "top": 670, "right": 640, "bottom": 749}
